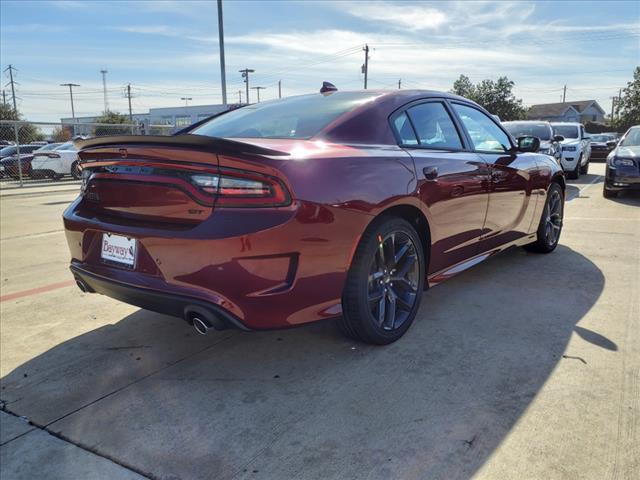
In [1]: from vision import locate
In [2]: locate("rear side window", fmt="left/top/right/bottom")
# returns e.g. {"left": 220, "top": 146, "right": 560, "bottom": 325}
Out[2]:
{"left": 453, "top": 104, "right": 511, "bottom": 152}
{"left": 392, "top": 112, "right": 418, "bottom": 145}
{"left": 405, "top": 102, "right": 463, "bottom": 150}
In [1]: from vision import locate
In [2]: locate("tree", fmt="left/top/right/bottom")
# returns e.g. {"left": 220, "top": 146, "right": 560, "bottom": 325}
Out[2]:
{"left": 51, "top": 125, "right": 73, "bottom": 142}
{"left": 0, "top": 104, "right": 45, "bottom": 143}
{"left": 450, "top": 75, "right": 527, "bottom": 121}
{"left": 614, "top": 66, "right": 640, "bottom": 132}
{"left": 93, "top": 110, "right": 134, "bottom": 136}
{"left": 451, "top": 75, "right": 475, "bottom": 99}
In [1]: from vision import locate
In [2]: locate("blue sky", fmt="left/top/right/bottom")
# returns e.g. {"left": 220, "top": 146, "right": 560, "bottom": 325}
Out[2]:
{"left": 1, "top": 0, "right": 638, "bottom": 121}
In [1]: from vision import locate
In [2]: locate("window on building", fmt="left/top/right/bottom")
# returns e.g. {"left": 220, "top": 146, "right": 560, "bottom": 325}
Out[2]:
{"left": 175, "top": 116, "right": 192, "bottom": 127}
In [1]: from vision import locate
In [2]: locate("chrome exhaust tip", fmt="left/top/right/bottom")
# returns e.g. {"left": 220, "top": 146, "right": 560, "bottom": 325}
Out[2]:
{"left": 76, "top": 279, "right": 88, "bottom": 293}
{"left": 192, "top": 316, "right": 210, "bottom": 335}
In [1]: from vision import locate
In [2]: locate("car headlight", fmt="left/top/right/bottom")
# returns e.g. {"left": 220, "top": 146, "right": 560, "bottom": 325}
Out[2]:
{"left": 563, "top": 146, "right": 577, "bottom": 152}
{"left": 612, "top": 157, "right": 636, "bottom": 167}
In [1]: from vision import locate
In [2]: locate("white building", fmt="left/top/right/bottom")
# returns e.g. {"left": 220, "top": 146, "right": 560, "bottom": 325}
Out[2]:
{"left": 61, "top": 103, "right": 241, "bottom": 134}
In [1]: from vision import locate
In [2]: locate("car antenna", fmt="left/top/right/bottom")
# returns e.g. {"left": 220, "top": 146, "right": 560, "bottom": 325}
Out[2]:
{"left": 320, "top": 81, "right": 338, "bottom": 95}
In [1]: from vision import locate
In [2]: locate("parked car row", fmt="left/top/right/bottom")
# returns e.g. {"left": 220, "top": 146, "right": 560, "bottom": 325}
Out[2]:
{"left": 502, "top": 121, "right": 563, "bottom": 163}
{"left": 603, "top": 125, "right": 640, "bottom": 198}
{"left": 0, "top": 141, "right": 80, "bottom": 180}
{"left": 502, "top": 120, "right": 617, "bottom": 180}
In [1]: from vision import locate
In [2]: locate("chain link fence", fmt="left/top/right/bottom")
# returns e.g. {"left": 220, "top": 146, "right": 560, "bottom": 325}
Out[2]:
{"left": 0, "top": 120, "right": 175, "bottom": 187}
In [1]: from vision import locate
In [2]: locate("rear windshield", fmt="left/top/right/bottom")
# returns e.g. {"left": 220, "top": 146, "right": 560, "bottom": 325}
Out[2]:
{"left": 0, "top": 146, "right": 17, "bottom": 156}
{"left": 503, "top": 122, "right": 552, "bottom": 140}
{"left": 191, "top": 92, "right": 381, "bottom": 139}
{"left": 553, "top": 125, "right": 579, "bottom": 139}
{"left": 56, "top": 141, "right": 77, "bottom": 151}
{"left": 35, "top": 143, "right": 61, "bottom": 152}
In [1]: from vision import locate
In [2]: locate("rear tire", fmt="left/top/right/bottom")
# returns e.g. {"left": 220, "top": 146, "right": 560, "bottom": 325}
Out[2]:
{"left": 340, "top": 216, "right": 426, "bottom": 345}
{"left": 523, "top": 183, "right": 564, "bottom": 254}
{"left": 71, "top": 161, "right": 81, "bottom": 180}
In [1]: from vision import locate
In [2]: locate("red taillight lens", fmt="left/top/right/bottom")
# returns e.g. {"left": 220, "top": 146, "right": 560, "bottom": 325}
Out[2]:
{"left": 191, "top": 171, "right": 290, "bottom": 207}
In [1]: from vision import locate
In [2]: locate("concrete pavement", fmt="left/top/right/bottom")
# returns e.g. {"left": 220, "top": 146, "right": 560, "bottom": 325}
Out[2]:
{"left": 0, "top": 163, "right": 638, "bottom": 479}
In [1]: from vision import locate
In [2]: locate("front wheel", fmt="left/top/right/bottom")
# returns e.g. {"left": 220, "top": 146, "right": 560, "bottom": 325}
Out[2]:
{"left": 568, "top": 156, "right": 581, "bottom": 179}
{"left": 523, "top": 183, "right": 564, "bottom": 253}
{"left": 340, "top": 217, "right": 426, "bottom": 345}
{"left": 580, "top": 157, "right": 589, "bottom": 175}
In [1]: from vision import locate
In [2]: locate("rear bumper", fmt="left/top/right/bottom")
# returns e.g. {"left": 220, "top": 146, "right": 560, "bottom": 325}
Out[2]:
{"left": 63, "top": 198, "right": 367, "bottom": 329}
{"left": 590, "top": 150, "right": 610, "bottom": 161}
{"left": 71, "top": 264, "right": 250, "bottom": 331}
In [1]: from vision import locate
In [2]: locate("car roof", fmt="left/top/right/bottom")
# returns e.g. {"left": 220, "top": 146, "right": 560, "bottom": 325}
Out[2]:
{"left": 503, "top": 120, "right": 551, "bottom": 124}
{"left": 550, "top": 122, "right": 581, "bottom": 126}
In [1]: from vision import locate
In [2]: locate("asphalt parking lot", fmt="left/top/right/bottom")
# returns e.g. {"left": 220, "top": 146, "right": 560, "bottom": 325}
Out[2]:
{"left": 0, "top": 162, "right": 638, "bottom": 480}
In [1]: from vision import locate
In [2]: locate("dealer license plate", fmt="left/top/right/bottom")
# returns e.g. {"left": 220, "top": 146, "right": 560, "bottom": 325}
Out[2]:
{"left": 101, "top": 233, "right": 137, "bottom": 268}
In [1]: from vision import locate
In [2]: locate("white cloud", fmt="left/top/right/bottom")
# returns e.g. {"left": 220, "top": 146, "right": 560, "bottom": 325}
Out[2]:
{"left": 341, "top": 2, "right": 448, "bottom": 31}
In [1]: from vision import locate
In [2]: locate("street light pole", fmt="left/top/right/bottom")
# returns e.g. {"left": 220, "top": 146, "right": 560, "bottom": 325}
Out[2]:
{"left": 217, "top": 0, "right": 227, "bottom": 106}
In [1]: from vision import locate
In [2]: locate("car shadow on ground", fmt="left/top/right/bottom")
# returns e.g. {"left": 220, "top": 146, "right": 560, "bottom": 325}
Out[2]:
{"left": 1, "top": 245, "right": 607, "bottom": 480}
{"left": 609, "top": 190, "right": 640, "bottom": 206}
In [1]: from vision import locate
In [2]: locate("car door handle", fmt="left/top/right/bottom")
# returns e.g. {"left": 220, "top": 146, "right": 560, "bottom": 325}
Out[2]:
{"left": 422, "top": 166, "right": 438, "bottom": 180}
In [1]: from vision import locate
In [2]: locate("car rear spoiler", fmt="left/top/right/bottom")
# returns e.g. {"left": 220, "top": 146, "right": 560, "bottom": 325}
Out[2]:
{"left": 74, "top": 134, "right": 290, "bottom": 157}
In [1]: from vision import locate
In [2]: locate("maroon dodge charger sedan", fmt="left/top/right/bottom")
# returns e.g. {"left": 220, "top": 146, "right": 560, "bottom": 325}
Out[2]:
{"left": 64, "top": 89, "right": 565, "bottom": 344}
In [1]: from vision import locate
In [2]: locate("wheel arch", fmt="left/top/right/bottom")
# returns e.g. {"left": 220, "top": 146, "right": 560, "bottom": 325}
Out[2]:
{"left": 348, "top": 204, "right": 431, "bottom": 273}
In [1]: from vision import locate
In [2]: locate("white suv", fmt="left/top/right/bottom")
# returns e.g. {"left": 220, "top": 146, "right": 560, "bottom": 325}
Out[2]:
{"left": 551, "top": 122, "right": 591, "bottom": 179}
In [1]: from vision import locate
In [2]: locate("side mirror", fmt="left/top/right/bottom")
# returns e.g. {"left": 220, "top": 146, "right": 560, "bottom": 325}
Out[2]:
{"left": 553, "top": 135, "right": 565, "bottom": 142}
{"left": 517, "top": 136, "right": 540, "bottom": 153}
{"left": 606, "top": 141, "right": 617, "bottom": 149}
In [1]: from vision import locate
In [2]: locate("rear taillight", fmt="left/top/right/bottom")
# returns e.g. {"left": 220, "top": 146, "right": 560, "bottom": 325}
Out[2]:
{"left": 190, "top": 171, "right": 290, "bottom": 207}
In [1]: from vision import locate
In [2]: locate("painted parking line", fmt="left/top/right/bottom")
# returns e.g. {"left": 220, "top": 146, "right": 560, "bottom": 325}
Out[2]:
{"left": 0, "top": 280, "right": 76, "bottom": 303}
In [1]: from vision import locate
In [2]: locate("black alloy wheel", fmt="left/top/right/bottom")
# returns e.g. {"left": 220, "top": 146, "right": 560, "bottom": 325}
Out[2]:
{"left": 524, "top": 183, "right": 564, "bottom": 253}
{"left": 341, "top": 216, "right": 425, "bottom": 344}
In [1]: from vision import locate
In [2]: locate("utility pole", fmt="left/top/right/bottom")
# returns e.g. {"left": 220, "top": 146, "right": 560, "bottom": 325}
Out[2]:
{"left": 217, "top": 0, "right": 227, "bottom": 106}
{"left": 362, "top": 44, "right": 369, "bottom": 89}
{"left": 100, "top": 69, "right": 109, "bottom": 112}
{"left": 4, "top": 65, "right": 21, "bottom": 184}
{"left": 238, "top": 90, "right": 242, "bottom": 104}
{"left": 2, "top": 90, "right": 6, "bottom": 106}
{"left": 610, "top": 96, "right": 616, "bottom": 121}
{"left": 124, "top": 84, "right": 133, "bottom": 120}
{"left": 60, "top": 83, "right": 80, "bottom": 120}
{"left": 181, "top": 97, "right": 192, "bottom": 107}
{"left": 278, "top": 80, "right": 282, "bottom": 99}
{"left": 562, "top": 84, "right": 566, "bottom": 103}
{"left": 398, "top": 79, "right": 401, "bottom": 89}
{"left": 251, "top": 86, "right": 266, "bottom": 103}
{"left": 239, "top": 68, "right": 254, "bottom": 103}
{"left": 4, "top": 64, "right": 18, "bottom": 113}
